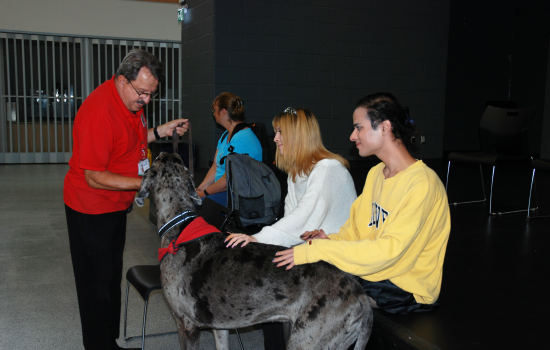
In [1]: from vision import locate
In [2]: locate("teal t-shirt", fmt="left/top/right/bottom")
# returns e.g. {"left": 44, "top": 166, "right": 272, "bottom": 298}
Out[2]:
{"left": 215, "top": 128, "right": 262, "bottom": 181}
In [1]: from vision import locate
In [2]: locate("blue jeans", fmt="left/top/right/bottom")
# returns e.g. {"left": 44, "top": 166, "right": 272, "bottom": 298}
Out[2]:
{"left": 202, "top": 191, "right": 227, "bottom": 206}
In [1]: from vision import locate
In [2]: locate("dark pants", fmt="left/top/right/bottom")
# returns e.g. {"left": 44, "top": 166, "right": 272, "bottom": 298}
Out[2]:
{"left": 65, "top": 205, "right": 128, "bottom": 350}
{"left": 356, "top": 278, "right": 438, "bottom": 315}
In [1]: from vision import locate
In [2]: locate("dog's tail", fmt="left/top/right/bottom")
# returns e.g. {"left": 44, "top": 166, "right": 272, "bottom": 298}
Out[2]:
{"left": 353, "top": 294, "right": 373, "bottom": 350}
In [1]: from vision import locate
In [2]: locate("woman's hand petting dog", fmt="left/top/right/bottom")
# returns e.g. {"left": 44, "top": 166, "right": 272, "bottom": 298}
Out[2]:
{"left": 225, "top": 233, "right": 258, "bottom": 248}
{"left": 273, "top": 248, "right": 295, "bottom": 270}
{"left": 300, "top": 229, "right": 329, "bottom": 241}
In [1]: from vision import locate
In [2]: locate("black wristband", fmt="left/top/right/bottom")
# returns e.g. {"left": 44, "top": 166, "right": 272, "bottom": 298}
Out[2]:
{"left": 153, "top": 126, "right": 161, "bottom": 140}
{"left": 203, "top": 189, "right": 210, "bottom": 196}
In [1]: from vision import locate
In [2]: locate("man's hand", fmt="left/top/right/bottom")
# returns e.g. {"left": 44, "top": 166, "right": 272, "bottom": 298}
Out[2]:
{"left": 300, "top": 229, "right": 329, "bottom": 241}
{"left": 164, "top": 118, "right": 189, "bottom": 137}
{"left": 273, "top": 248, "right": 295, "bottom": 270}
{"left": 196, "top": 189, "right": 206, "bottom": 198}
{"left": 149, "top": 119, "right": 189, "bottom": 143}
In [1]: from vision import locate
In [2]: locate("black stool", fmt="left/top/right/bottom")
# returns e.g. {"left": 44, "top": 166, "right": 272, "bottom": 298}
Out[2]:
{"left": 123, "top": 265, "right": 176, "bottom": 350}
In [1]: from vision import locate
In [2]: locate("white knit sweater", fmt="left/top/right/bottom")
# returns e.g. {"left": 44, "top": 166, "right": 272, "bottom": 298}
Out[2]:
{"left": 253, "top": 158, "right": 357, "bottom": 247}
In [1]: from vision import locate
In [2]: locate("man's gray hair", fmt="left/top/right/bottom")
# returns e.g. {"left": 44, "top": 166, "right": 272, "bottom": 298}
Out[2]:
{"left": 116, "top": 49, "right": 164, "bottom": 83}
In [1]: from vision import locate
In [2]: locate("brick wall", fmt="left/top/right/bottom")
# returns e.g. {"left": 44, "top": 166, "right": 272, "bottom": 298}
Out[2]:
{"left": 182, "top": 0, "right": 450, "bottom": 167}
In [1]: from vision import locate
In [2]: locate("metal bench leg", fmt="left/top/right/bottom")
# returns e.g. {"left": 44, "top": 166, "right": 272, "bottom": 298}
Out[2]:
{"left": 141, "top": 299, "right": 149, "bottom": 350}
{"left": 124, "top": 281, "right": 130, "bottom": 340}
{"left": 447, "top": 162, "right": 487, "bottom": 206}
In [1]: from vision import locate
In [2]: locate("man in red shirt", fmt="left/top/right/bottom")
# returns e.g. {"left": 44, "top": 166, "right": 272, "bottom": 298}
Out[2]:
{"left": 64, "top": 49, "right": 188, "bottom": 350}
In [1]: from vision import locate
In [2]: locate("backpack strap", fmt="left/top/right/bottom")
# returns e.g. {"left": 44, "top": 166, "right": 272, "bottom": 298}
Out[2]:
{"left": 220, "top": 122, "right": 249, "bottom": 143}
{"left": 219, "top": 145, "right": 235, "bottom": 165}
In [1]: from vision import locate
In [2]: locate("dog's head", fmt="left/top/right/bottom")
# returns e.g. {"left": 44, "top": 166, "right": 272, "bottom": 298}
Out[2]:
{"left": 135, "top": 152, "right": 201, "bottom": 209}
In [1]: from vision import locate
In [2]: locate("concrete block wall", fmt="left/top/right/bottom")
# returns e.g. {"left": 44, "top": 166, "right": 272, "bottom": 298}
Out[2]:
{"left": 181, "top": 0, "right": 216, "bottom": 168}
{"left": 183, "top": 0, "right": 451, "bottom": 167}
{"left": 542, "top": 36, "right": 550, "bottom": 159}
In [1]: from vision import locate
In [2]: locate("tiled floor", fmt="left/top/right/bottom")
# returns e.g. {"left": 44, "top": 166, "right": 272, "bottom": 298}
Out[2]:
{"left": 1, "top": 161, "right": 548, "bottom": 349}
{"left": 0, "top": 164, "right": 263, "bottom": 350}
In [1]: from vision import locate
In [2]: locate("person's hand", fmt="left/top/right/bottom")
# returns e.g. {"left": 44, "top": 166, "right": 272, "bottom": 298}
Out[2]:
{"left": 273, "top": 248, "right": 295, "bottom": 270}
{"left": 164, "top": 119, "right": 189, "bottom": 137}
{"left": 225, "top": 234, "right": 258, "bottom": 248}
{"left": 300, "top": 229, "right": 329, "bottom": 241}
{"left": 196, "top": 189, "right": 206, "bottom": 198}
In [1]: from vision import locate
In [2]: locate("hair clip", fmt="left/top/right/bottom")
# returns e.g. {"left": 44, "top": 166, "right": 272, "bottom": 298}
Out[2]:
{"left": 284, "top": 107, "right": 297, "bottom": 115}
{"left": 404, "top": 107, "right": 413, "bottom": 125}
{"left": 236, "top": 99, "right": 244, "bottom": 108}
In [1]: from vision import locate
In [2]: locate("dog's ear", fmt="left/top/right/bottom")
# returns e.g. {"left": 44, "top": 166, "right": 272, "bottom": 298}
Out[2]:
{"left": 135, "top": 169, "right": 155, "bottom": 207}
{"left": 186, "top": 173, "right": 202, "bottom": 207}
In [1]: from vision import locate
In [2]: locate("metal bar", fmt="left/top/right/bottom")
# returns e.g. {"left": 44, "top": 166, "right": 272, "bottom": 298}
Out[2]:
{"left": 14, "top": 36, "right": 21, "bottom": 154}
{"left": 97, "top": 39, "right": 101, "bottom": 88}
{"left": 142, "top": 299, "right": 148, "bottom": 349}
{"left": 6, "top": 37, "right": 13, "bottom": 154}
{"left": 29, "top": 36, "right": 36, "bottom": 157}
{"left": 445, "top": 161, "right": 450, "bottom": 191}
{"left": 493, "top": 208, "right": 536, "bottom": 216}
{"left": 124, "top": 331, "right": 177, "bottom": 343}
{"left": 178, "top": 44, "right": 182, "bottom": 123}
{"left": 71, "top": 39, "right": 78, "bottom": 154}
{"left": 67, "top": 39, "right": 76, "bottom": 156}
{"left": 60, "top": 38, "right": 65, "bottom": 155}
{"left": 527, "top": 169, "right": 536, "bottom": 219}
{"left": 21, "top": 36, "right": 29, "bottom": 156}
{"left": 37, "top": 35, "right": 44, "bottom": 155}
{"left": 489, "top": 166, "right": 495, "bottom": 214}
{"left": 171, "top": 44, "right": 175, "bottom": 121}
{"left": 52, "top": 36, "right": 58, "bottom": 156}
{"left": 112, "top": 39, "right": 116, "bottom": 80}
{"left": 123, "top": 281, "right": 130, "bottom": 340}
{"left": 162, "top": 45, "right": 168, "bottom": 126}
{"left": 104, "top": 40, "right": 108, "bottom": 81}
{"left": 82, "top": 38, "right": 92, "bottom": 98}
{"left": 45, "top": 37, "right": 51, "bottom": 154}
{"left": 0, "top": 37, "right": 6, "bottom": 155}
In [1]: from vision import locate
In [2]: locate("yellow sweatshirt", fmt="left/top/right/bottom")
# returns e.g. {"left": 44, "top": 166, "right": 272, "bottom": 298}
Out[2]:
{"left": 294, "top": 161, "right": 451, "bottom": 304}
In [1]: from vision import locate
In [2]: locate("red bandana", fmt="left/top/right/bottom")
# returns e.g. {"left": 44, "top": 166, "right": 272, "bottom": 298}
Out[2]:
{"left": 158, "top": 217, "right": 221, "bottom": 262}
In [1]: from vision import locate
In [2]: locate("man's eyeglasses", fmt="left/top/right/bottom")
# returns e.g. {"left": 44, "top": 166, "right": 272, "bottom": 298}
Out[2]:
{"left": 129, "top": 80, "right": 159, "bottom": 99}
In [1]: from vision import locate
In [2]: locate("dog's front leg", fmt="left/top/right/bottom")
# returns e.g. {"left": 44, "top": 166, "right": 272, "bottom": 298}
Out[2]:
{"left": 213, "top": 329, "right": 230, "bottom": 350}
{"left": 175, "top": 317, "right": 201, "bottom": 350}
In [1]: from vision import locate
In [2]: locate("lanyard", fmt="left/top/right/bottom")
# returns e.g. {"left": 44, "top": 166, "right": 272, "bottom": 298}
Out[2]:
{"left": 138, "top": 112, "right": 147, "bottom": 160}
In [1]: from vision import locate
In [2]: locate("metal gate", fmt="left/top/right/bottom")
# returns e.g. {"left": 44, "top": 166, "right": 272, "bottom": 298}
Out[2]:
{"left": 0, "top": 32, "right": 181, "bottom": 163}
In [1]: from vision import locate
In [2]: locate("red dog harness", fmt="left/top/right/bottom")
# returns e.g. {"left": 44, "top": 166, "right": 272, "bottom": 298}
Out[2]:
{"left": 158, "top": 216, "right": 221, "bottom": 262}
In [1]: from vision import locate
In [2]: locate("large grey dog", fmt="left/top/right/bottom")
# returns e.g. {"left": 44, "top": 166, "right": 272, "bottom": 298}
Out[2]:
{"left": 135, "top": 152, "right": 372, "bottom": 350}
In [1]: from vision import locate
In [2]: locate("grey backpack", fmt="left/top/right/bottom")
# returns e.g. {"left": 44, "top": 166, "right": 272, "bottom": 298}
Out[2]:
{"left": 224, "top": 153, "right": 281, "bottom": 229}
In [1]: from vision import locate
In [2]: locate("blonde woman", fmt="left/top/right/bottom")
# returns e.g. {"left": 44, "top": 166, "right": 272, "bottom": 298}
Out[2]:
{"left": 225, "top": 107, "right": 356, "bottom": 248}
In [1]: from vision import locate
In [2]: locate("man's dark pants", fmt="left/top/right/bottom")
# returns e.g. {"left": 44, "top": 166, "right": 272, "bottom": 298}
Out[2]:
{"left": 65, "top": 205, "right": 127, "bottom": 350}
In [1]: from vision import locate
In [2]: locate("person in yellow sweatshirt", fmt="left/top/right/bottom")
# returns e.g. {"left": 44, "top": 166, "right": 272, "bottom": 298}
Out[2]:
{"left": 273, "top": 92, "right": 451, "bottom": 315}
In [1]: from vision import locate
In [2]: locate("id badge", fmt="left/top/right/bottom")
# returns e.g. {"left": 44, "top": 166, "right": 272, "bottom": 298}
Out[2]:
{"left": 138, "top": 158, "right": 150, "bottom": 176}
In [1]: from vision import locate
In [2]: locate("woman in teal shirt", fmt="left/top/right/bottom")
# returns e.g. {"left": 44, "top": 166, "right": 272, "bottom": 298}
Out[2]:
{"left": 196, "top": 92, "right": 262, "bottom": 205}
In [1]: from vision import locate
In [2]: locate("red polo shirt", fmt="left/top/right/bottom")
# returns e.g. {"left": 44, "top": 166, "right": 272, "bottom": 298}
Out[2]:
{"left": 64, "top": 76, "right": 147, "bottom": 214}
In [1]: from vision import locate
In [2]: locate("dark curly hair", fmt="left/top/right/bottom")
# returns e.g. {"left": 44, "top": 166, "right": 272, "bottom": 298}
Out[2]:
{"left": 355, "top": 92, "right": 416, "bottom": 146}
{"left": 115, "top": 49, "right": 164, "bottom": 83}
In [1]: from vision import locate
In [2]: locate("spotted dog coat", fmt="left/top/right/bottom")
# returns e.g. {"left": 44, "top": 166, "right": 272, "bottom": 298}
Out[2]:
{"left": 135, "top": 153, "right": 372, "bottom": 350}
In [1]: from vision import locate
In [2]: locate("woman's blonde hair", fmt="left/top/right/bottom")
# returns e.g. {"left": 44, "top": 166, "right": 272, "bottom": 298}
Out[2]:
{"left": 273, "top": 108, "right": 349, "bottom": 182}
